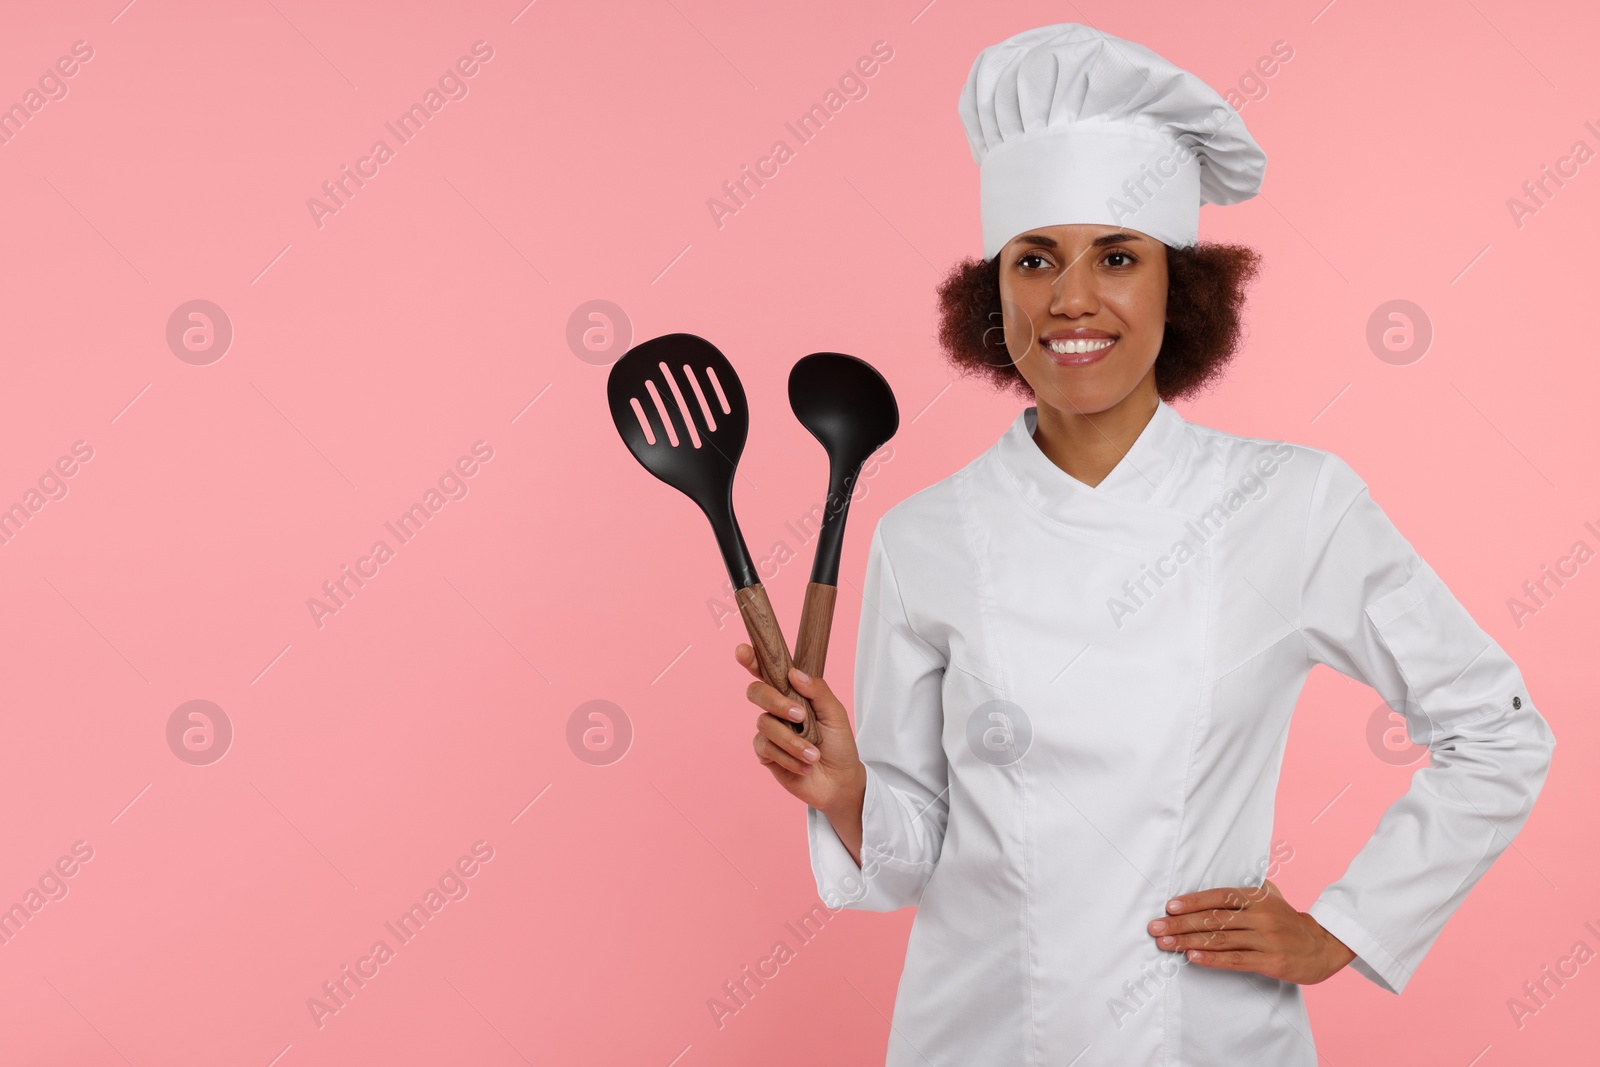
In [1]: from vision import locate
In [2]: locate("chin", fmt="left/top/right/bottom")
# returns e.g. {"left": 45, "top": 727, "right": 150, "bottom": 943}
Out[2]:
{"left": 1022, "top": 353, "right": 1157, "bottom": 417}
{"left": 1039, "top": 394, "right": 1118, "bottom": 417}
{"left": 1030, "top": 376, "right": 1129, "bottom": 417}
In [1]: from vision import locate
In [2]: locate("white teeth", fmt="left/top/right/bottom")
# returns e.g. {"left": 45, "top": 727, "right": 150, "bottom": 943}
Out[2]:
{"left": 1045, "top": 338, "right": 1114, "bottom": 354}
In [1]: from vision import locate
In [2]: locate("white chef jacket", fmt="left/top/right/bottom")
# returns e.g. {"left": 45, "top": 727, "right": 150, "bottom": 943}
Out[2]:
{"left": 806, "top": 399, "right": 1554, "bottom": 1066}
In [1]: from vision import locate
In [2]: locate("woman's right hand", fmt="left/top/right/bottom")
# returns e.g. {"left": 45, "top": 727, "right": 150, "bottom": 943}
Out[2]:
{"left": 735, "top": 643, "right": 867, "bottom": 822}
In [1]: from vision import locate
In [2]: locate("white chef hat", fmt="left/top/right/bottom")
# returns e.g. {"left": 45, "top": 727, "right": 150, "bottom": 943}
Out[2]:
{"left": 957, "top": 23, "right": 1266, "bottom": 259}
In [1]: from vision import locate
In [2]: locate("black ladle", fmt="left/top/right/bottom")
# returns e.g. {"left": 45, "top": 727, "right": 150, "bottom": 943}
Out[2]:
{"left": 606, "top": 333, "right": 821, "bottom": 745}
{"left": 787, "top": 353, "right": 899, "bottom": 682}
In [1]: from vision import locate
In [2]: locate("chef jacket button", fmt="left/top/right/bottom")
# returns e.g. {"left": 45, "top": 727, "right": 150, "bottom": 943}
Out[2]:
{"left": 1512, "top": 695, "right": 1522, "bottom": 709}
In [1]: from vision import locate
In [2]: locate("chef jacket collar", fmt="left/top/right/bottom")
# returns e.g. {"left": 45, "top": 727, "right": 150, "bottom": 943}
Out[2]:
{"left": 996, "top": 398, "right": 1191, "bottom": 516}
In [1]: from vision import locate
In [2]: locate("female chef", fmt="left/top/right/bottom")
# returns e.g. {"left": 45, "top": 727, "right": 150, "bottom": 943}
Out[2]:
{"left": 734, "top": 22, "right": 1554, "bottom": 1067}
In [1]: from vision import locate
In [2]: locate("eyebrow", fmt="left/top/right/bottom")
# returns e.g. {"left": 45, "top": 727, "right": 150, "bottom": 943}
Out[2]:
{"left": 1011, "top": 231, "right": 1144, "bottom": 250}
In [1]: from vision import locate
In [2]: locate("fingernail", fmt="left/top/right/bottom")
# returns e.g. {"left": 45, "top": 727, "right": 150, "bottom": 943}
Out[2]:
{"left": 1167, "top": 899, "right": 1183, "bottom": 912}
{"left": 802, "top": 746, "right": 819, "bottom": 762}
{"left": 793, "top": 667, "right": 811, "bottom": 683}
{"left": 786, "top": 706, "right": 805, "bottom": 722}
{"left": 1150, "top": 921, "right": 1166, "bottom": 933}
{"left": 1160, "top": 936, "right": 1175, "bottom": 947}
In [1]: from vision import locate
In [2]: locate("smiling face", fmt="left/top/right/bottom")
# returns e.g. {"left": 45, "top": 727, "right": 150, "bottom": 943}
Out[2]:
{"left": 997, "top": 223, "right": 1169, "bottom": 417}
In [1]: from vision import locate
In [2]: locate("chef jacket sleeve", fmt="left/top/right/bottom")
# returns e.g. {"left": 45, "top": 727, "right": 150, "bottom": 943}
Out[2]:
{"left": 1297, "top": 451, "right": 1555, "bottom": 994}
{"left": 806, "top": 520, "right": 950, "bottom": 912}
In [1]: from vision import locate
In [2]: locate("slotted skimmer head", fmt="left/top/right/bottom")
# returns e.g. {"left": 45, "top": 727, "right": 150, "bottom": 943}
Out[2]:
{"left": 606, "top": 333, "right": 760, "bottom": 590}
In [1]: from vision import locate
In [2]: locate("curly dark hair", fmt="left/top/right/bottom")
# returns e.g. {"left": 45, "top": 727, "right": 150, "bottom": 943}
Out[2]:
{"left": 935, "top": 242, "right": 1264, "bottom": 402}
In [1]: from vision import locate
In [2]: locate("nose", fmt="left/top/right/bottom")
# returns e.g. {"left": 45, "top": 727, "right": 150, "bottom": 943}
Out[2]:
{"left": 1048, "top": 251, "right": 1101, "bottom": 319}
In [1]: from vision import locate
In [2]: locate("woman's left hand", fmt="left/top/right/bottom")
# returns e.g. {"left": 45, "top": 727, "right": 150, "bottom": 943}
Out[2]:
{"left": 1146, "top": 880, "right": 1356, "bottom": 984}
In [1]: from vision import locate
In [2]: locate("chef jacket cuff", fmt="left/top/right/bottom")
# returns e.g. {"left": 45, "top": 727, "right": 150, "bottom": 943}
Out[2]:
{"left": 1308, "top": 897, "right": 1411, "bottom": 994}
{"left": 807, "top": 763, "right": 897, "bottom": 910}
{"left": 807, "top": 804, "right": 865, "bottom": 909}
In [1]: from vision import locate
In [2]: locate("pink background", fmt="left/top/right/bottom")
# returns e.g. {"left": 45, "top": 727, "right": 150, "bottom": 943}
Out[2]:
{"left": 0, "top": 1, "right": 1594, "bottom": 1064}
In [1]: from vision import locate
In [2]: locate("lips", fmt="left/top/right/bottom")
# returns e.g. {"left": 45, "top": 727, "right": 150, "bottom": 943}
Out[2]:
{"left": 1040, "top": 336, "right": 1116, "bottom": 366}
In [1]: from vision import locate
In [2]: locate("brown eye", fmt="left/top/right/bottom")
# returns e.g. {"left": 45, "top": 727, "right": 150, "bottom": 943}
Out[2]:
{"left": 1105, "top": 251, "right": 1137, "bottom": 267}
{"left": 1018, "top": 252, "right": 1049, "bottom": 270}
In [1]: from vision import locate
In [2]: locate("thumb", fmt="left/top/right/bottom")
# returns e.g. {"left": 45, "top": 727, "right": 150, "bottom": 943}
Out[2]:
{"left": 789, "top": 667, "right": 850, "bottom": 730}
{"left": 733, "top": 642, "right": 764, "bottom": 680}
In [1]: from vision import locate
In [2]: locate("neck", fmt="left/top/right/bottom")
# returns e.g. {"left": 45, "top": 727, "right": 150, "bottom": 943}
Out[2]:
{"left": 1030, "top": 379, "right": 1160, "bottom": 488}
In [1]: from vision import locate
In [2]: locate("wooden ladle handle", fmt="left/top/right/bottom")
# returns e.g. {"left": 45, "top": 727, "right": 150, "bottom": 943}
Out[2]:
{"left": 736, "top": 583, "right": 822, "bottom": 747}
{"left": 793, "top": 581, "right": 837, "bottom": 681}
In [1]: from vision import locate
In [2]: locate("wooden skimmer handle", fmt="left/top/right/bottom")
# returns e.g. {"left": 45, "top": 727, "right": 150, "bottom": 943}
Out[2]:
{"left": 736, "top": 583, "right": 822, "bottom": 747}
